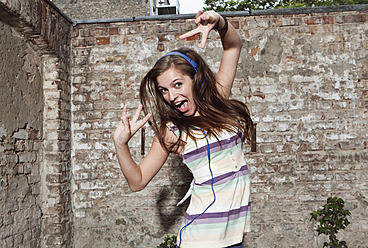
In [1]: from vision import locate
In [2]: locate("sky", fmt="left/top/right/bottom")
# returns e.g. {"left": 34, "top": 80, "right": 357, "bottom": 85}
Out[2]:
{"left": 179, "top": 0, "right": 205, "bottom": 14}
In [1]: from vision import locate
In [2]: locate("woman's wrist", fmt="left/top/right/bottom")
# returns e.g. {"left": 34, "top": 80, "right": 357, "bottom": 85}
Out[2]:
{"left": 114, "top": 139, "right": 130, "bottom": 150}
{"left": 214, "top": 15, "right": 228, "bottom": 33}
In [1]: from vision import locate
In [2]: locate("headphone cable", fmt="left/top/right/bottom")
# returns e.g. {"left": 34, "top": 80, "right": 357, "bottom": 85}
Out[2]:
{"left": 177, "top": 129, "right": 216, "bottom": 247}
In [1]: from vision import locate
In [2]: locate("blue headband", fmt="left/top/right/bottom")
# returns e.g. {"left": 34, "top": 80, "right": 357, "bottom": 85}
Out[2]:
{"left": 156, "top": 51, "right": 198, "bottom": 75}
{"left": 156, "top": 51, "right": 204, "bottom": 87}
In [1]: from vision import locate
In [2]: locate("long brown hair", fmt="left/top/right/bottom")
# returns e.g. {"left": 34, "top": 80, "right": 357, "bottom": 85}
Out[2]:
{"left": 140, "top": 47, "right": 254, "bottom": 152}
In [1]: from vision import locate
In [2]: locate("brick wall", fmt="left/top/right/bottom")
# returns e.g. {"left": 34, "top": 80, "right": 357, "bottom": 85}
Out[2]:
{"left": 0, "top": 0, "right": 72, "bottom": 247}
{"left": 1, "top": 0, "right": 368, "bottom": 247}
{"left": 51, "top": 0, "right": 151, "bottom": 20}
{"left": 0, "top": 20, "right": 44, "bottom": 248}
{"left": 71, "top": 7, "right": 368, "bottom": 248}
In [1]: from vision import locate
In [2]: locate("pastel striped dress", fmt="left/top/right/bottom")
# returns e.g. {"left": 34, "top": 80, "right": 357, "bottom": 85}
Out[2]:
{"left": 169, "top": 126, "right": 251, "bottom": 248}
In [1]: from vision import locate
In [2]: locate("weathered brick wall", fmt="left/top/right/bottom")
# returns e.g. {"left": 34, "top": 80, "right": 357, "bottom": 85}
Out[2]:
{"left": 41, "top": 54, "right": 73, "bottom": 247}
{"left": 0, "top": 0, "right": 72, "bottom": 247}
{"left": 52, "top": 0, "right": 151, "bottom": 20}
{"left": 1, "top": 1, "right": 367, "bottom": 247}
{"left": 71, "top": 6, "right": 368, "bottom": 248}
{"left": 0, "top": 20, "right": 43, "bottom": 248}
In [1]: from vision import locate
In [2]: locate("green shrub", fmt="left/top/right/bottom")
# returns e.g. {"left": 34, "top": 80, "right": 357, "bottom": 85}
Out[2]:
{"left": 310, "top": 196, "right": 351, "bottom": 248}
{"left": 157, "top": 235, "right": 177, "bottom": 248}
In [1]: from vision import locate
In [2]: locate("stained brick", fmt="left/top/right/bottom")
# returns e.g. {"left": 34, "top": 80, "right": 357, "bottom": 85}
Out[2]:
{"left": 108, "top": 27, "right": 119, "bottom": 35}
{"left": 96, "top": 37, "right": 110, "bottom": 45}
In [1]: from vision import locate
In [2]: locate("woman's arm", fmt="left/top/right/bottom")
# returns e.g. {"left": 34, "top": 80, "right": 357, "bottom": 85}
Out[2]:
{"left": 179, "top": 11, "right": 242, "bottom": 99}
{"left": 113, "top": 105, "right": 169, "bottom": 192}
{"left": 114, "top": 135, "right": 169, "bottom": 192}
{"left": 216, "top": 14, "right": 242, "bottom": 99}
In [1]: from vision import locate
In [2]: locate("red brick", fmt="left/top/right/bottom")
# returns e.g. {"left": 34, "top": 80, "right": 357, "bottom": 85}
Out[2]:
{"left": 157, "top": 43, "right": 164, "bottom": 51}
{"left": 251, "top": 48, "right": 259, "bottom": 56}
{"left": 96, "top": 37, "right": 110, "bottom": 45}
{"left": 109, "top": 27, "right": 119, "bottom": 35}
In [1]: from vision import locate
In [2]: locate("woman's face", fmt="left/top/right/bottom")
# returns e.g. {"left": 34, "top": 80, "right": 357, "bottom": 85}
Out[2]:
{"left": 156, "top": 67, "right": 197, "bottom": 116}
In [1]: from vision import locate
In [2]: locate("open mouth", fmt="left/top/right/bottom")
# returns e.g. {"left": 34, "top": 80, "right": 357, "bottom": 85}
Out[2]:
{"left": 174, "top": 100, "right": 189, "bottom": 113}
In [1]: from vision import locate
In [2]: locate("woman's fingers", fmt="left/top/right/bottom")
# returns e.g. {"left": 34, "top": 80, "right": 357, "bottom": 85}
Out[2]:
{"left": 181, "top": 26, "right": 210, "bottom": 49}
{"left": 179, "top": 28, "right": 201, "bottom": 40}
{"left": 139, "top": 113, "right": 152, "bottom": 128}
{"left": 122, "top": 115, "right": 132, "bottom": 133}
{"left": 115, "top": 105, "right": 151, "bottom": 145}
{"left": 132, "top": 104, "right": 143, "bottom": 123}
{"left": 200, "top": 30, "right": 209, "bottom": 49}
{"left": 117, "top": 105, "right": 151, "bottom": 141}
{"left": 133, "top": 112, "right": 151, "bottom": 133}
{"left": 196, "top": 10, "right": 203, "bottom": 19}
{"left": 114, "top": 112, "right": 131, "bottom": 144}
{"left": 180, "top": 11, "right": 219, "bottom": 49}
{"left": 199, "top": 11, "right": 217, "bottom": 26}
{"left": 122, "top": 105, "right": 152, "bottom": 132}
{"left": 122, "top": 105, "right": 128, "bottom": 118}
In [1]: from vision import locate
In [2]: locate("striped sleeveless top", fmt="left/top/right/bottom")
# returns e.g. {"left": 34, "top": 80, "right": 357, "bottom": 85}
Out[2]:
{"left": 168, "top": 125, "right": 251, "bottom": 248}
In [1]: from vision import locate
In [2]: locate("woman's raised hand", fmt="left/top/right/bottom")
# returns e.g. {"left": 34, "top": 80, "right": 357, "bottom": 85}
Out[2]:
{"left": 113, "top": 104, "right": 151, "bottom": 146}
{"left": 179, "top": 10, "right": 221, "bottom": 49}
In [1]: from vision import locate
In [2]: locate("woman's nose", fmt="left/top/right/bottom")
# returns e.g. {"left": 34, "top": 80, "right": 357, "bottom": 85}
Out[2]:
{"left": 169, "top": 90, "right": 177, "bottom": 102}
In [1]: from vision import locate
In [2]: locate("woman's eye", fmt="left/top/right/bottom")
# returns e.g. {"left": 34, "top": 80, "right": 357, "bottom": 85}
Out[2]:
{"left": 160, "top": 88, "right": 167, "bottom": 94}
{"left": 174, "top": 82, "right": 182, "bottom": 88}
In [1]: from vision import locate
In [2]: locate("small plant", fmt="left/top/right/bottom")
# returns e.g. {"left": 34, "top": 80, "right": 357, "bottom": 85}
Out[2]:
{"left": 157, "top": 235, "right": 177, "bottom": 248}
{"left": 310, "top": 196, "right": 351, "bottom": 248}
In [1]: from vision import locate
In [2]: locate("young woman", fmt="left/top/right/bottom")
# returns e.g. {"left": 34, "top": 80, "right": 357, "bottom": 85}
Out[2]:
{"left": 113, "top": 10, "right": 254, "bottom": 248}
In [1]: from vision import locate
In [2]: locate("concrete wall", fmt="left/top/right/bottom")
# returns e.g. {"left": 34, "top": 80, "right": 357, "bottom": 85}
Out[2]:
{"left": 71, "top": 6, "right": 368, "bottom": 248}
